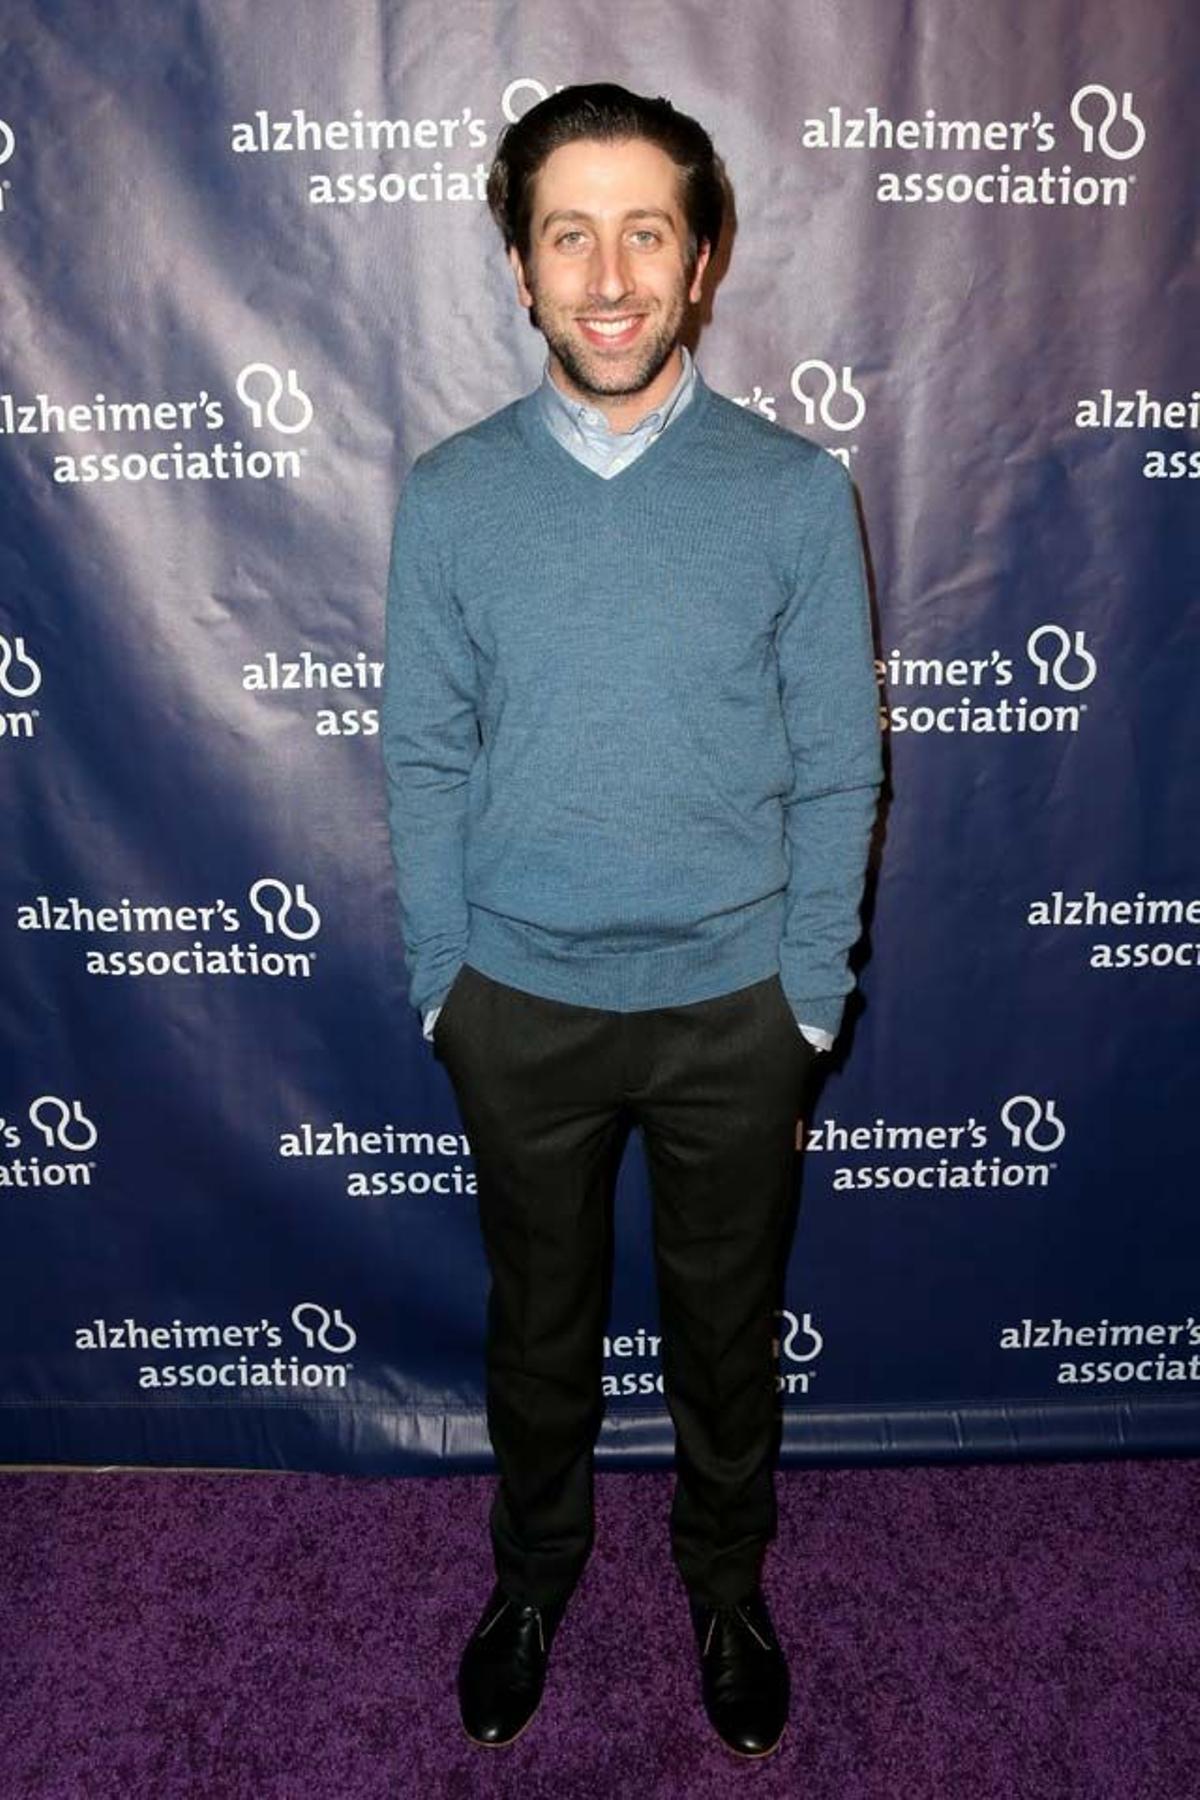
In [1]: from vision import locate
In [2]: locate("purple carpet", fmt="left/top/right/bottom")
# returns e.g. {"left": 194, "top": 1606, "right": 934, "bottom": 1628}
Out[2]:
{"left": 2, "top": 1457, "right": 1198, "bottom": 1798}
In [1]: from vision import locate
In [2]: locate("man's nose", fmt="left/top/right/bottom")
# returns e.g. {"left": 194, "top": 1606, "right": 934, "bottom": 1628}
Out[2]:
{"left": 587, "top": 239, "right": 634, "bottom": 303}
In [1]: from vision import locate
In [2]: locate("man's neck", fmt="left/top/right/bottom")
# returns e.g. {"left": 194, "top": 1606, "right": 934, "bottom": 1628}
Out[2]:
{"left": 546, "top": 345, "right": 686, "bottom": 434}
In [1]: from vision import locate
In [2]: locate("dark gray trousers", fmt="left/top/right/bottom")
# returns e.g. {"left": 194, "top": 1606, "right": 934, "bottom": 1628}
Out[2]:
{"left": 433, "top": 961, "right": 816, "bottom": 1609}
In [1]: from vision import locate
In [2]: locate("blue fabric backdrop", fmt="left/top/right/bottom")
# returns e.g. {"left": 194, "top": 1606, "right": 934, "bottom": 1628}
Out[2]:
{"left": 1, "top": 0, "right": 1196, "bottom": 1471}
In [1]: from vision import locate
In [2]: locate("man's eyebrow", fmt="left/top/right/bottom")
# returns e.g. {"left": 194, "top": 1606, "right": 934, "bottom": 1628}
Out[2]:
{"left": 539, "top": 207, "right": 677, "bottom": 233}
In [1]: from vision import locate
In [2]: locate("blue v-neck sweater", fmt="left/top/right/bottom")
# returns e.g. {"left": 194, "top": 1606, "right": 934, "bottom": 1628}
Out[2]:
{"left": 382, "top": 366, "right": 882, "bottom": 1039}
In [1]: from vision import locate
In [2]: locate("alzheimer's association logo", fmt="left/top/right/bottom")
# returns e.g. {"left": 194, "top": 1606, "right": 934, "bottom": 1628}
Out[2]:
{"left": 0, "top": 633, "right": 41, "bottom": 739}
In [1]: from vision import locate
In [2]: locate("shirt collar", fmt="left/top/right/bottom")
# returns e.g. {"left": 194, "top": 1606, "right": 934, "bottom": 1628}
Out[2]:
{"left": 537, "top": 343, "right": 696, "bottom": 444}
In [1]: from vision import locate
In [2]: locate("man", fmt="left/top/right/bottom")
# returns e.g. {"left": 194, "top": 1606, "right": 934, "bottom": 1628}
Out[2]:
{"left": 381, "top": 83, "right": 882, "bottom": 1758}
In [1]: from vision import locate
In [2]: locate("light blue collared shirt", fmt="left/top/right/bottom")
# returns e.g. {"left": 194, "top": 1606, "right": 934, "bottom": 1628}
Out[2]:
{"left": 422, "top": 343, "right": 833, "bottom": 1053}
{"left": 536, "top": 343, "right": 697, "bottom": 477}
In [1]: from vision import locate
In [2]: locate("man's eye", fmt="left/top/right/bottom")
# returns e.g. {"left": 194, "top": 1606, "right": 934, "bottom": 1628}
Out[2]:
{"left": 553, "top": 229, "right": 660, "bottom": 248}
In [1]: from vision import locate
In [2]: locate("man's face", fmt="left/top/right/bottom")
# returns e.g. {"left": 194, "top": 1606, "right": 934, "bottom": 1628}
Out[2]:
{"left": 508, "top": 135, "right": 711, "bottom": 417}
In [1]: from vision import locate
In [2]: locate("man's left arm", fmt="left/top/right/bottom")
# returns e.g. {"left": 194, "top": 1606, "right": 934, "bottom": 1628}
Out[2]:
{"left": 776, "top": 449, "right": 883, "bottom": 1046}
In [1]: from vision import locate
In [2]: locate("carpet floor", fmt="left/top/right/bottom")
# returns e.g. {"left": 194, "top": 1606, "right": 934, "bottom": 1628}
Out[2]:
{"left": 2, "top": 1456, "right": 1198, "bottom": 1798}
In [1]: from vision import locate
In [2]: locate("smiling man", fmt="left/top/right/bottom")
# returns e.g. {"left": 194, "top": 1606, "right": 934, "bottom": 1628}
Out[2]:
{"left": 510, "top": 134, "right": 706, "bottom": 428}
{"left": 382, "top": 83, "right": 882, "bottom": 1759}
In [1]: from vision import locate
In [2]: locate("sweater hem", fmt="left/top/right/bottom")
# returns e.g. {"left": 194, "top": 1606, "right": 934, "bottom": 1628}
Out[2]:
{"left": 463, "top": 892, "right": 785, "bottom": 1013}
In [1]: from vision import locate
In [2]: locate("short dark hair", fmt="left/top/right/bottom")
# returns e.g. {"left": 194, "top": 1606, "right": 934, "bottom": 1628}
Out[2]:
{"left": 486, "top": 82, "right": 725, "bottom": 275}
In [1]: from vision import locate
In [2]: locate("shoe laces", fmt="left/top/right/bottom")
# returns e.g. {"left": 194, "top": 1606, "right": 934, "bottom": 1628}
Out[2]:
{"left": 481, "top": 1594, "right": 550, "bottom": 1654}
{"left": 702, "top": 1599, "right": 774, "bottom": 1657}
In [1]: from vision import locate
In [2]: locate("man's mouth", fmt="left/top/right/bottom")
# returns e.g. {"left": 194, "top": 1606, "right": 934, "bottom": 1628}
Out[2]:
{"left": 576, "top": 314, "right": 646, "bottom": 349}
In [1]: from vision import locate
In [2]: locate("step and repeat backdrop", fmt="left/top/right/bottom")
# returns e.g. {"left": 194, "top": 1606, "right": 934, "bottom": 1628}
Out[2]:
{"left": 1, "top": 1, "right": 1196, "bottom": 1473}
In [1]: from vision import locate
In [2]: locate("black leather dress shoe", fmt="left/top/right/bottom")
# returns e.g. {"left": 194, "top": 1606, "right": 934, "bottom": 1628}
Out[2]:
{"left": 688, "top": 1586, "right": 790, "bottom": 1757}
{"left": 457, "top": 1581, "right": 569, "bottom": 1747}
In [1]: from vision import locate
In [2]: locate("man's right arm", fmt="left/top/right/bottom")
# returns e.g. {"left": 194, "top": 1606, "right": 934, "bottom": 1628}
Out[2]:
{"left": 380, "top": 463, "right": 479, "bottom": 1021}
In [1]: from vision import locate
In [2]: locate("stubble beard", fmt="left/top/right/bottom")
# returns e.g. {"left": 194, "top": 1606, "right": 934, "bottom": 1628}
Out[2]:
{"left": 528, "top": 278, "right": 689, "bottom": 402}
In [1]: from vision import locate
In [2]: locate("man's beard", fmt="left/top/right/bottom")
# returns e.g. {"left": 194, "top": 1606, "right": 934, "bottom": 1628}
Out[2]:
{"left": 529, "top": 283, "right": 687, "bottom": 401}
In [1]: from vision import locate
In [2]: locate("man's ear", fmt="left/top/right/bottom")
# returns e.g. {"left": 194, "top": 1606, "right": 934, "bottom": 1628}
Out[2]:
{"left": 508, "top": 245, "right": 534, "bottom": 310}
